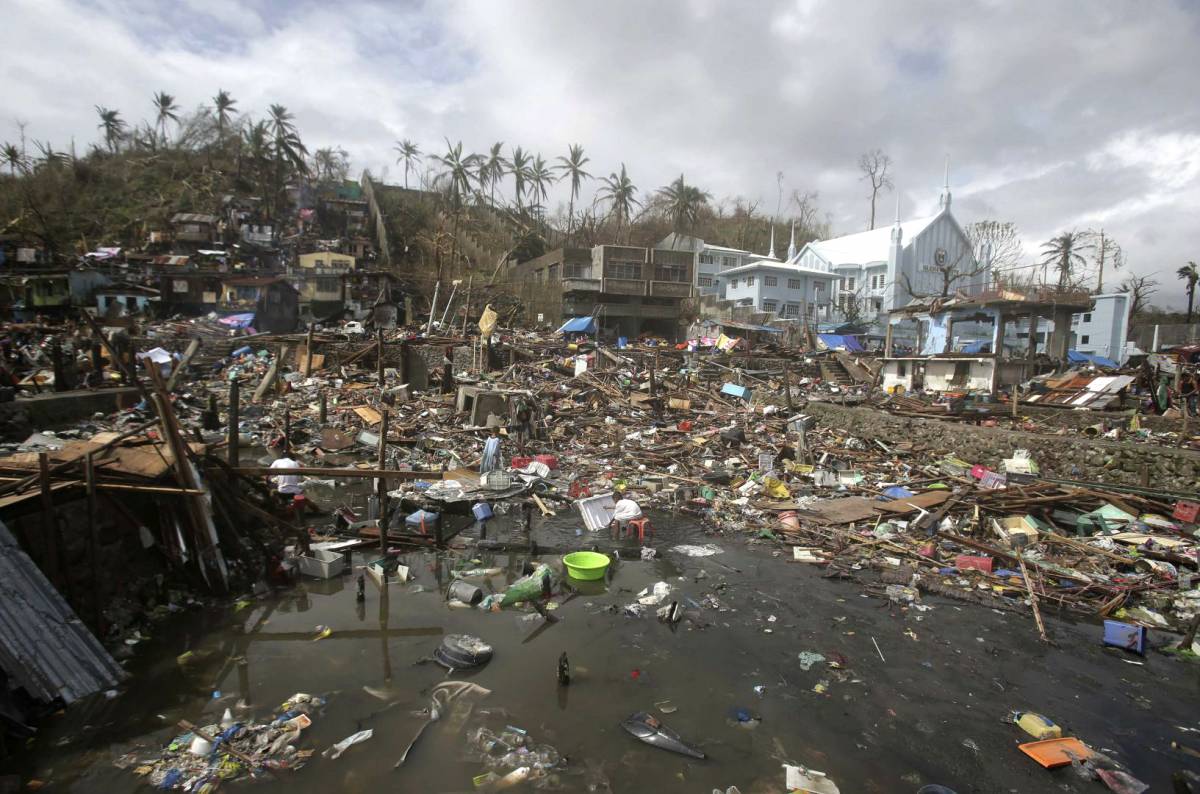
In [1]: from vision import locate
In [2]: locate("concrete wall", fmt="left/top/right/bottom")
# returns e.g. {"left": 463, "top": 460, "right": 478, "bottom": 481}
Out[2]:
{"left": 804, "top": 402, "right": 1199, "bottom": 493}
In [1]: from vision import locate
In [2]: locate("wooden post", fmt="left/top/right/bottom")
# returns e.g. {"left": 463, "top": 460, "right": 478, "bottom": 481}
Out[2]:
{"left": 426, "top": 280, "right": 441, "bottom": 335}
{"left": 1013, "top": 383, "right": 1019, "bottom": 418}
{"left": 227, "top": 378, "right": 240, "bottom": 467}
{"left": 461, "top": 275, "right": 473, "bottom": 338}
{"left": 397, "top": 340, "right": 408, "bottom": 385}
{"left": 166, "top": 338, "right": 201, "bottom": 391}
{"left": 377, "top": 408, "right": 390, "bottom": 555}
{"left": 1017, "top": 555, "right": 1049, "bottom": 643}
{"left": 304, "top": 325, "right": 314, "bottom": 376}
{"left": 37, "top": 451, "right": 64, "bottom": 595}
{"left": 85, "top": 451, "right": 102, "bottom": 629}
{"left": 283, "top": 408, "right": 291, "bottom": 455}
{"left": 783, "top": 362, "right": 793, "bottom": 410}
{"left": 648, "top": 354, "right": 657, "bottom": 398}
{"left": 318, "top": 391, "right": 327, "bottom": 424}
{"left": 376, "top": 329, "right": 385, "bottom": 387}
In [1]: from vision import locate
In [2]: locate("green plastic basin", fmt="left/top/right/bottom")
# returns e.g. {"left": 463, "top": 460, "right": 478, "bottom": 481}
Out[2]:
{"left": 563, "top": 551, "right": 611, "bottom": 580}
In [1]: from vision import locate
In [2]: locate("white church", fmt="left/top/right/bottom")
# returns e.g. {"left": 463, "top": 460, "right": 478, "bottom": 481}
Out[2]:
{"left": 721, "top": 175, "right": 989, "bottom": 325}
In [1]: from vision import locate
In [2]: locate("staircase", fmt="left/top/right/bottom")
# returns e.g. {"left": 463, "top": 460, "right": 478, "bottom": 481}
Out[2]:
{"left": 819, "top": 358, "right": 853, "bottom": 388}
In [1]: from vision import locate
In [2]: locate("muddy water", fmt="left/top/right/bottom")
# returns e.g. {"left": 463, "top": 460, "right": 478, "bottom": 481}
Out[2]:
{"left": 15, "top": 507, "right": 1200, "bottom": 792}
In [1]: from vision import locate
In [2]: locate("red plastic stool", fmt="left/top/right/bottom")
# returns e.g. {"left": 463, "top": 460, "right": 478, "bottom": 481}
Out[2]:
{"left": 626, "top": 517, "right": 652, "bottom": 542}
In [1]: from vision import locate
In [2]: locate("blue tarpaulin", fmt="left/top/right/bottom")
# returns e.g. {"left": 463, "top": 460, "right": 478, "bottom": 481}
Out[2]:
{"left": 816, "top": 334, "right": 864, "bottom": 352}
{"left": 557, "top": 316, "right": 596, "bottom": 335}
{"left": 1068, "top": 350, "right": 1120, "bottom": 369}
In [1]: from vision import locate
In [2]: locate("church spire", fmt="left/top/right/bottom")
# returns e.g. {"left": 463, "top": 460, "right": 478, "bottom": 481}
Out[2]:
{"left": 787, "top": 220, "right": 797, "bottom": 260}
{"left": 767, "top": 220, "right": 776, "bottom": 259}
{"left": 891, "top": 191, "right": 903, "bottom": 244}
{"left": 939, "top": 156, "right": 952, "bottom": 210}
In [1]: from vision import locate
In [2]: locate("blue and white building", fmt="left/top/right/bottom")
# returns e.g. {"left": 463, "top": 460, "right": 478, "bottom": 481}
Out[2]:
{"left": 721, "top": 224, "right": 840, "bottom": 320}
{"left": 656, "top": 233, "right": 755, "bottom": 298}
{"left": 720, "top": 180, "right": 988, "bottom": 325}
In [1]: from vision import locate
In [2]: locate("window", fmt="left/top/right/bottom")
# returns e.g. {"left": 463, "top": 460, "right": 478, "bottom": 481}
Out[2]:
{"left": 722, "top": 256, "right": 735, "bottom": 268}
{"left": 1081, "top": 335, "right": 1090, "bottom": 344}
{"left": 871, "top": 274, "right": 882, "bottom": 290}
{"left": 607, "top": 262, "right": 642, "bottom": 280}
{"left": 845, "top": 276, "right": 856, "bottom": 291}
{"left": 813, "top": 281, "right": 825, "bottom": 294}
{"left": 564, "top": 264, "right": 589, "bottom": 279}
{"left": 782, "top": 302, "right": 801, "bottom": 318}
{"left": 534, "top": 268, "right": 544, "bottom": 283}
{"left": 762, "top": 300, "right": 778, "bottom": 313}
{"left": 547, "top": 264, "right": 560, "bottom": 281}
{"left": 173, "top": 280, "right": 189, "bottom": 293}
{"left": 788, "top": 278, "right": 802, "bottom": 290}
{"left": 1083, "top": 313, "right": 1092, "bottom": 323}
{"left": 699, "top": 253, "right": 714, "bottom": 265}
{"left": 654, "top": 264, "right": 688, "bottom": 283}
{"left": 746, "top": 276, "right": 756, "bottom": 286}
{"left": 697, "top": 276, "right": 713, "bottom": 287}
{"left": 729, "top": 278, "right": 738, "bottom": 288}
{"left": 316, "top": 277, "right": 340, "bottom": 292}
{"left": 764, "top": 276, "right": 777, "bottom": 287}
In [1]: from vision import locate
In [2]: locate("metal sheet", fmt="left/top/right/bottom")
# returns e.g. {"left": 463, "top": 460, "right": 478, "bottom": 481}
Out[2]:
{"left": 0, "top": 519, "right": 126, "bottom": 705}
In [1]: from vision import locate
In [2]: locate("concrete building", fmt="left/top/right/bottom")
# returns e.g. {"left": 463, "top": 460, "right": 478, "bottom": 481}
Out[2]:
{"left": 1070, "top": 293, "right": 1132, "bottom": 364}
{"left": 509, "top": 244, "right": 694, "bottom": 340}
{"left": 720, "top": 224, "right": 840, "bottom": 321}
{"left": 655, "top": 233, "right": 755, "bottom": 297}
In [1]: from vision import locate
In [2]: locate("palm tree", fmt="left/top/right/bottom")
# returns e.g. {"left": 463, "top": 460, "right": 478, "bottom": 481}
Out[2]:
{"left": 1039, "top": 231, "right": 1091, "bottom": 291}
{"left": 212, "top": 89, "right": 237, "bottom": 145}
{"left": 393, "top": 139, "right": 421, "bottom": 189}
{"left": 2, "top": 142, "right": 24, "bottom": 175}
{"left": 509, "top": 146, "right": 531, "bottom": 212}
{"left": 267, "top": 104, "right": 306, "bottom": 170}
{"left": 1178, "top": 261, "right": 1199, "bottom": 324}
{"left": 434, "top": 139, "right": 479, "bottom": 210}
{"left": 527, "top": 155, "right": 554, "bottom": 221}
{"left": 555, "top": 143, "right": 591, "bottom": 239}
{"left": 152, "top": 91, "right": 180, "bottom": 146}
{"left": 94, "top": 106, "right": 126, "bottom": 152}
{"left": 240, "top": 119, "right": 273, "bottom": 186}
{"left": 657, "top": 174, "right": 711, "bottom": 233}
{"left": 478, "top": 142, "right": 508, "bottom": 208}
{"left": 598, "top": 164, "right": 640, "bottom": 243}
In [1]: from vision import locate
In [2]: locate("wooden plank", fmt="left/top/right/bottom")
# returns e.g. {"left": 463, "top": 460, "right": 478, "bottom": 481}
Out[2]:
{"left": 232, "top": 466, "right": 442, "bottom": 479}
{"left": 165, "top": 339, "right": 201, "bottom": 391}
{"left": 874, "top": 490, "right": 951, "bottom": 514}
{"left": 353, "top": 405, "right": 383, "bottom": 425}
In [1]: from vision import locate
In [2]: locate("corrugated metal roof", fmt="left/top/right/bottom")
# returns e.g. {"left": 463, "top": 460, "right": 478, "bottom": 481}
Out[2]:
{"left": 0, "top": 519, "right": 126, "bottom": 705}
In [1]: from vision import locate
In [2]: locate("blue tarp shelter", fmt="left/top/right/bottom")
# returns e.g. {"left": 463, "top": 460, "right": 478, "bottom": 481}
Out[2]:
{"left": 557, "top": 316, "right": 597, "bottom": 335}
{"left": 1068, "top": 350, "right": 1120, "bottom": 369}
{"left": 816, "top": 333, "right": 865, "bottom": 352}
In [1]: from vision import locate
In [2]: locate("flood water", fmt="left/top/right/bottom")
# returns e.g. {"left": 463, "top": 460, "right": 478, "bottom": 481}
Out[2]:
{"left": 15, "top": 503, "right": 1200, "bottom": 792}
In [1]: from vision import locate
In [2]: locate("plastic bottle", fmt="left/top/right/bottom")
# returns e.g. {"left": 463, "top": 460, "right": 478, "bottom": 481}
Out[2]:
{"left": 1010, "top": 711, "right": 1062, "bottom": 740}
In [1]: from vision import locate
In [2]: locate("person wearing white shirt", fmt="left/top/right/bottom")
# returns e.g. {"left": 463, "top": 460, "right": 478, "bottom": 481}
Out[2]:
{"left": 269, "top": 456, "right": 303, "bottom": 506}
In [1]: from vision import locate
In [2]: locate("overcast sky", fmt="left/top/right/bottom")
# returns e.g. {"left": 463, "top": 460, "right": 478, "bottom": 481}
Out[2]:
{"left": 4, "top": 0, "right": 1198, "bottom": 307}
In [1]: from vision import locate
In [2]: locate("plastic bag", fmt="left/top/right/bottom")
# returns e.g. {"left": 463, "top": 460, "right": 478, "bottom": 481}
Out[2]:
{"left": 500, "top": 563, "right": 551, "bottom": 607}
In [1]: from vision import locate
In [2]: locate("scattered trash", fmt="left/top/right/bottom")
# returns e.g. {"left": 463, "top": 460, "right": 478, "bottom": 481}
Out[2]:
{"left": 323, "top": 729, "right": 372, "bottom": 760}
{"left": 620, "top": 711, "right": 705, "bottom": 759}
{"left": 433, "top": 634, "right": 494, "bottom": 671}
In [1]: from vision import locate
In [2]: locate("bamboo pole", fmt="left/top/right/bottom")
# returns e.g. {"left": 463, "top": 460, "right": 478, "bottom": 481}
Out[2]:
{"left": 1017, "top": 555, "right": 1050, "bottom": 643}
{"left": 85, "top": 452, "right": 101, "bottom": 628}
{"left": 303, "top": 325, "right": 314, "bottom": 376}
{"left": 377, "top": 409, "right": 390, "bottom": 555}
{"left": 227, "top": 378, "right": 240, "bottom": 467}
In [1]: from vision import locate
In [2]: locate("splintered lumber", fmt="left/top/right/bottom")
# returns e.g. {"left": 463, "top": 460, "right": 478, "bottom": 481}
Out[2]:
{"left": 165, "top": 339, "right": 201, "bottom": 391}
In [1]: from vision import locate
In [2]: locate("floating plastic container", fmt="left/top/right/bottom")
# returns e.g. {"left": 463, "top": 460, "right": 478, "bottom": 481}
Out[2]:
{"left": 481, "top": 470, "right": 513, "bottom": 490}
{"left": 563, "top": 551, "right": 611, "bottom": 581}
{"left": 472, "top": 502, "right": 493, "bottom": 521}
{"left": 1012, "top": 711, "right": 1062, "bottom": 741}
{"left": 297, "top": 549, "right": 347, "bottom": 579}
{"left": 1102, "top": 620, "right": 1146, "bottom": 655}
{"left": 534, "top": 454, "right": 558, "bottom": 470}
{"left": 230, "top": 345, "right": 252, "bottom": 358}
{"left": 1018, "top": 737, "right": 1091, "bottom": 769}
{"left": 511, "top": 456, "right": 533, "bottom": 469}
{"left": 406, "top": 509, "right": 440, "bottom": 532}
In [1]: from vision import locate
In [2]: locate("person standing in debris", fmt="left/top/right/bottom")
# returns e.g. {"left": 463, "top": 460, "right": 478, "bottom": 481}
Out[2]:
{"left": 480, "top": 427, "right": 501, "bottom": 475}
{"left": 513, "top": 399, "right": 534, "bottom": 455}
{"left": 268, "top": 454, "right": 304, "bottom": 506}
{"left": 441, "top": 345, "right": 454, "bottom": 394}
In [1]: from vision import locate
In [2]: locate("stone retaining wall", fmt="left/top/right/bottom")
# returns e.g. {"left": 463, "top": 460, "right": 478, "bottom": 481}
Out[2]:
{"left": 804, "top": 402, "right": 1199, "bottom": 493}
